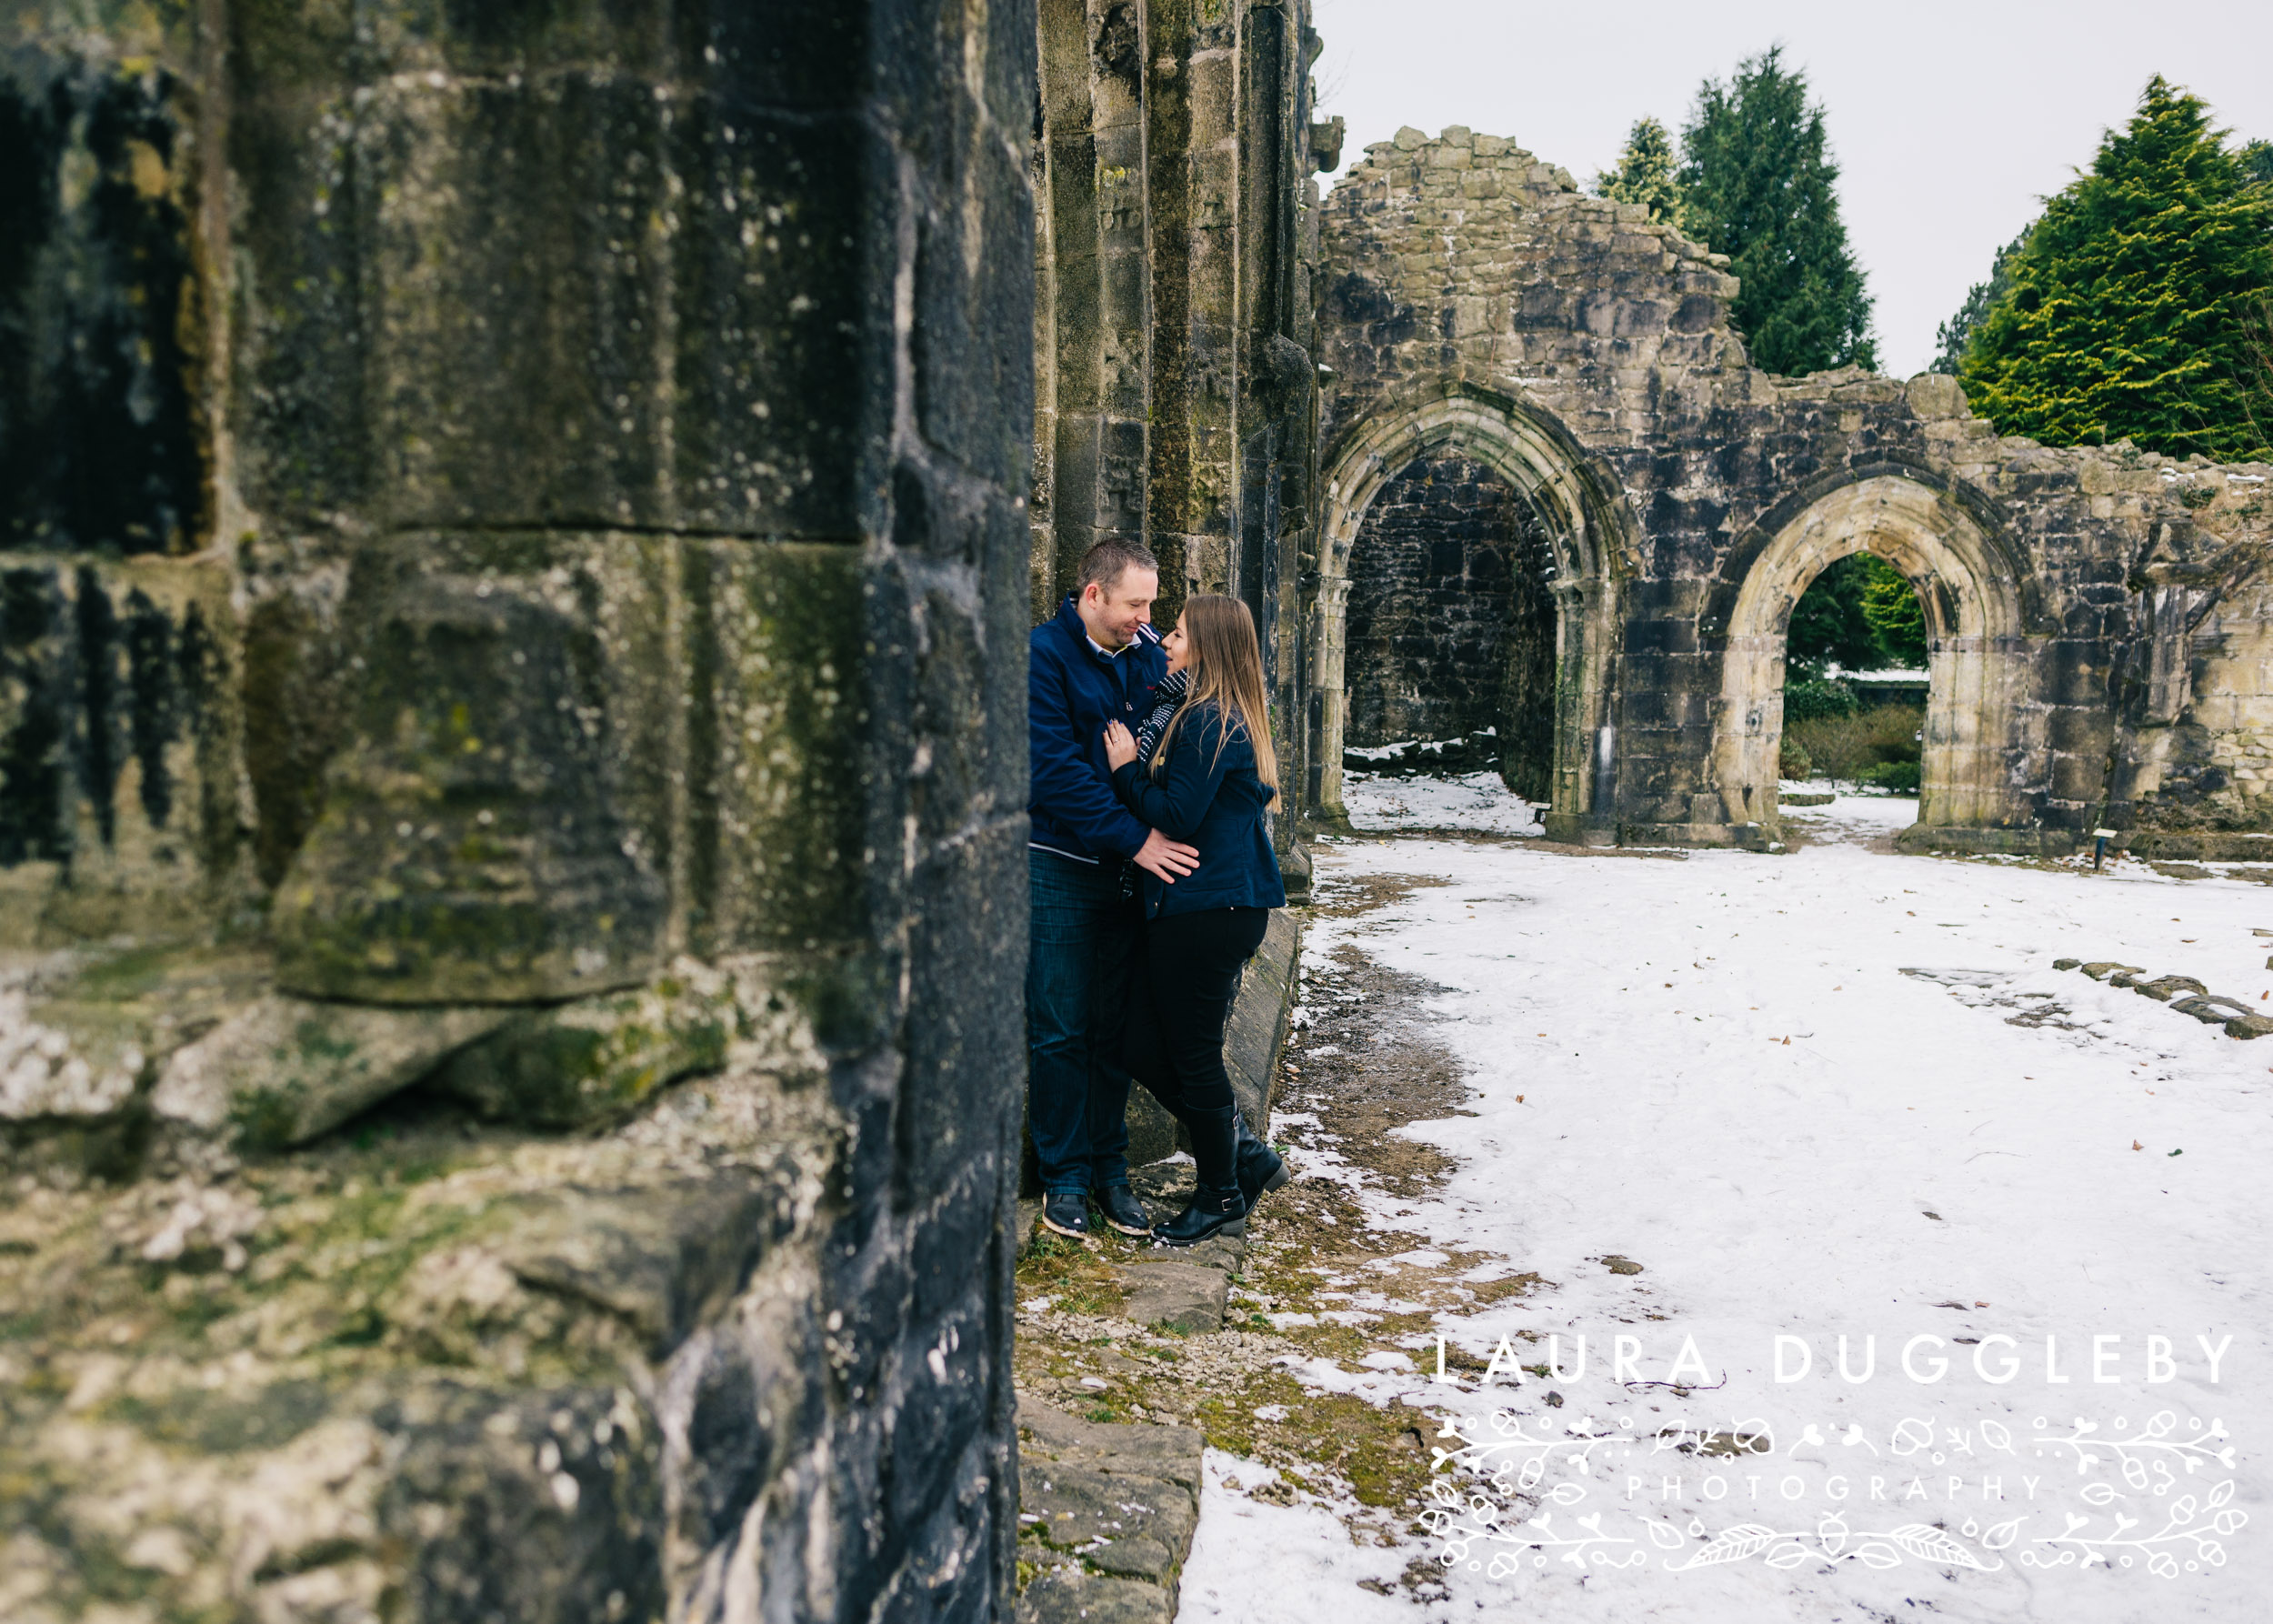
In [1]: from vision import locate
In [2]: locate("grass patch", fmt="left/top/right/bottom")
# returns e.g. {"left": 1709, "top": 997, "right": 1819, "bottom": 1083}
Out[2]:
{"left": 1014, "top": 1229, "right": 1132, "bottom": 1319}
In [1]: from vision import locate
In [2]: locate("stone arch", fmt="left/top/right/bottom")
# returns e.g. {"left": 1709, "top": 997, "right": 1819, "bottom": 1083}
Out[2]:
{"left": 1710, "top": 472, "right": 2035, "bottom": 837}
{"left": 1315, "top": 382, "right": 1632, "bottom": 838}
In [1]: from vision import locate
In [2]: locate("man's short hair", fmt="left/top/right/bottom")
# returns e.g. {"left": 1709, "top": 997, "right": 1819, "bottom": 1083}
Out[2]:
{"left": 1076, "top": 538, "right": 1159, "bottom": 598}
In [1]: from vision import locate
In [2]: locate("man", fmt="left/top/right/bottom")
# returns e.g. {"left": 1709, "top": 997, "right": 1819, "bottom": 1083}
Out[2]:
{"left": 1028, "top": 539, "right": 1200, "bottom": 1239}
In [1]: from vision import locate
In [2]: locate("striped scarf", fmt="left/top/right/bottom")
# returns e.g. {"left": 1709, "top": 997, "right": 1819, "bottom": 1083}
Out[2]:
{"left": 1119, "top": 668, "right": 1189, "bottom": 900}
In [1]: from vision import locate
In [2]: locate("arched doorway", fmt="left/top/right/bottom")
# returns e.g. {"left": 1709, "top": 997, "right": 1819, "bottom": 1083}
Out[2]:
{"left": 1314, "top": 386, "right": 1627, "bottom": 841}
{"left": 1340, "top": 451, "right": 1559, "bottom": 798}
{"left": 1711, "top": 474, "right": 2033, "bottom": 838}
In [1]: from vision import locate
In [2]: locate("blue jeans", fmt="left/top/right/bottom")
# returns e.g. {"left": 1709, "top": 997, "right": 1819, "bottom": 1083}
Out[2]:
{"left": 1026, "top": 847, "right": 1143, "bottom": 1194}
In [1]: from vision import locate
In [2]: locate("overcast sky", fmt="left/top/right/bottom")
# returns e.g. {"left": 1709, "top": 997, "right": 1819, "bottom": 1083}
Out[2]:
{"left": 1309, "top": 0, "right": 2273, "bottom": 378}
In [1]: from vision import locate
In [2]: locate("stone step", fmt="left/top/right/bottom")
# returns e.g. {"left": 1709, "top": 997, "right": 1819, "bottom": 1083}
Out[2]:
{"left": 1015, "top": 1399, "right": 1206, "bottom": 1624}
{"left": 1012, "top": 908, "right": 1296, "bottom": 1619}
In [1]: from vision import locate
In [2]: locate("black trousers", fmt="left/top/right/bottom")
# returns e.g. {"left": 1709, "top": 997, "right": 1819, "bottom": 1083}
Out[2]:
{"left": 1125, "top": 906, "right": 1271, "bottom": 1118}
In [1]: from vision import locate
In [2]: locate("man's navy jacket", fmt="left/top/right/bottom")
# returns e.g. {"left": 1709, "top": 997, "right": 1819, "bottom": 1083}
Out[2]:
{"left": 1029, "top": 597, "right": 1167, "bottom": 864}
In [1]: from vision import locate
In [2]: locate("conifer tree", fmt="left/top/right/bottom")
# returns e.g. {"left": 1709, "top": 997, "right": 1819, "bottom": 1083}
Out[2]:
{"left": 1596, "top": 117, "right": 1687, "bottom": 228}
{"left": 1679, "top": 46, "right": 1877, "bottom": 376}
{"left": 1960, "top": 77, "right": 2273, "bottom": 461}
{"left": 1787, "top": 556, "right": 1882, "bottom": 673}
{"left": 1788, "top": 554, "right": 1927, "bottom": 672}
{"left": 1858, "top": 559, "right": 1928, "bottom": 666}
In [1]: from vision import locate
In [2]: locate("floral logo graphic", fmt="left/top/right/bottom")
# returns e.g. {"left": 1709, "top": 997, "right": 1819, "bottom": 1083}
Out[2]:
{"left": 2022, "top": 1479, "right": 2243, "bottom": 1577}
{"left": 1418, "top": 1405, "right": 2248, "bottom": 1581}
{"left": 1660, "top": 1512, "right": 2005, "bottom": 1571}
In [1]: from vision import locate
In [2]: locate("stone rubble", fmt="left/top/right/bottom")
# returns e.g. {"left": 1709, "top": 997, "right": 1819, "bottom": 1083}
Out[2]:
{"left": 2058, "top": 957, "right": 2273, "bottom": 1038}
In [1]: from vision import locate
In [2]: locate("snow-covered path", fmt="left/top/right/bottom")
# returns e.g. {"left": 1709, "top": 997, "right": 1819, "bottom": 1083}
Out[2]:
{"left": 1180, "top": 797, "right": 2273, "bottom": 1623}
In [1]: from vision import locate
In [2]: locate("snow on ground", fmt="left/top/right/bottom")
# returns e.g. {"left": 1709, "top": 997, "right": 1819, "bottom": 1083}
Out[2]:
{"left": 1181, "top": 787, "right": 2273, "bottom": 1622}
{"left": 1343, "top": 770, "right": 1544, "bottom": 836}
{"left": 1179, "top": 1451, "right": 1416, "bottom": 1621}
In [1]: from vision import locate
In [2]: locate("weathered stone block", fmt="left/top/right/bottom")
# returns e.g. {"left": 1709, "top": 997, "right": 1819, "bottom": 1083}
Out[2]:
{"left": 681, "top": 539, "right": 869, "bottom": 957}
{"left": 1120, "top": 1258, "right": 1228, "bottom": 1332}
{"left": 429, "top": 964, "right": 739, "bottom": 1132}
{"left": 2132, "top": 975, "right": 2208, "bottom": 1003}
{"left": 151, "top": 994, "right": 511, "bottom": 1148}
{"left": 271, "top": 557, "right": 666, "bottom": 1005}
{"left": 493, "top": 1168, "right": 796, "bottom": 1358}
{"left": 1017, "top": 1569, "right": 1175, "bottom": 1624}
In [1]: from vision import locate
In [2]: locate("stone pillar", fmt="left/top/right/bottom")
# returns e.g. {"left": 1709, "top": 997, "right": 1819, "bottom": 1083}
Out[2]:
{"left": 1145, "top": 0, "right": 1244, "bottom": 613}
{"left": 1310, "top": 574, "right": 1352, "bottom": 822}
{"left": 1028, "top": 1, "right": 1318, "bottom": 876}
{"left": 3, "top": 3, "right": 1037, "bottom": 1618}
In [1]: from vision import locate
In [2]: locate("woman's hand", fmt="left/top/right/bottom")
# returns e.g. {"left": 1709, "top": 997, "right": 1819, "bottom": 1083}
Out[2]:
{"left": 1103, "top": 719, "right": 1138, "bottom": 770}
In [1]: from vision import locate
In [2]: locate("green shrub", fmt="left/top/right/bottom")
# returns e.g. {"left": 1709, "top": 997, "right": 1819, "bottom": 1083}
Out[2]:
{"left": 1858, "top": 704, "right": 1923, "bottom": 757}
{"left": 1787, "top": 714, "right": 1870, "bottom": 783}
{"left": 1865, "top": 759, "right": 1921, "bottom": 794}
{"left": 1785, "top": 703, "right": 1925, "bottom": 787}
{"left": 1783, "top": 677, "right": 1858, "bottom": 722}
{"left": 1778, "top": 735, "right": 1813, "bottom": 780}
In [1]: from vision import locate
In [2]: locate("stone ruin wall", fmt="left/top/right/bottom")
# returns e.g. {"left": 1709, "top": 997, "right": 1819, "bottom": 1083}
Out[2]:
{"left": 1028, "top": 0, "right": 1335, "bottom": 889}
{"left": 1343, "top": 452, "right": 1525, "bottom": 747}
{"left": 1024, "top": 0, "right": 1327, "bottom": 1173}
{"left": 1312, "top": 125, "right": 2273, "bottom": 853}
{"left": 1340, "top": 451, "right": 1559, "bottom": 800}
{"left": 0, "top": 3, "right": 1333, "bottom": 1618}
{"left": 0, "top": 4, "right": 1053, "bottom": 1620}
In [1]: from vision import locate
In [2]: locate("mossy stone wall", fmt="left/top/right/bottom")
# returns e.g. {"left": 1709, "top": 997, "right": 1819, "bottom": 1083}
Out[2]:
{"left": 1, "top": 4, "right": 1040, "bottom": 1620}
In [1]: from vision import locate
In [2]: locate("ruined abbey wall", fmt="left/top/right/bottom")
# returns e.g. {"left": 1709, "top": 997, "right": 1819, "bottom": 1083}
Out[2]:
{"left": 1311, "top": 126, "right": 2273, "bottom": 853}
{"left": 1341, "top": 452, "right": 1551, "bottom": 763}
{"left": 1028, "top": 0, "right": 1334, "bottom": 883}
{"left": 2, "top": 4, "right": 1043, "bottom": 1619}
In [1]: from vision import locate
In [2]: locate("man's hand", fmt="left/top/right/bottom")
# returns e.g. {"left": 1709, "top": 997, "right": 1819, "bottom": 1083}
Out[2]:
{"left": 1103, "top": 719, "right": 1138, "bottom": 771}
{"left": 1132, "top": 827, "right": 1199, "bottom": 883}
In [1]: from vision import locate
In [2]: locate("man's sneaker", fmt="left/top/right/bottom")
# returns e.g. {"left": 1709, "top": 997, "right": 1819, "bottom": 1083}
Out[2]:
{"left": 1041, "top": 1189, "right": 1091, "bottom": 1240}
{"left": 1095, "top": 1183, "right": 1153, "bottom": 1238}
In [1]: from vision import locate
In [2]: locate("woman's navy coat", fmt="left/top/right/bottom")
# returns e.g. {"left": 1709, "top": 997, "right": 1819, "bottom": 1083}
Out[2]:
{"left": 1110, "top": 700, "right": 1287, "bottom": 920}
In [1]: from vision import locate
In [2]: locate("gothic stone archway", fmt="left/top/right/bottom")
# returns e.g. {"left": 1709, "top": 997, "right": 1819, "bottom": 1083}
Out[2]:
{"left": 1317, "top": 386, "right": 1627, "bottom": 841}
{"left": 1711, "top": 474, "right": 2036, "bottom": 841}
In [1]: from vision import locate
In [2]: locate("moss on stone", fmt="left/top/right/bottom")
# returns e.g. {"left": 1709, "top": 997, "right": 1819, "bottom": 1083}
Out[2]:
{"left": 430, "top": 967, "right": 737, "bottom": 1132}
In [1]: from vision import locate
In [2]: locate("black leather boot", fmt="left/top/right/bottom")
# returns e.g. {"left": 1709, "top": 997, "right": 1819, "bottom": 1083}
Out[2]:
{"left": 1095, "top": 1182, "right": 1153, "bottom": 1238}
{"left": 1233, "top": 1108, "right": 1290, "bottom": 1208}
{"left": 1040, "top": 1189, "right": 1090, "bottom": 1240}
{"left": 1154, "top": 1105, "right": 1247, "bottom": 1246}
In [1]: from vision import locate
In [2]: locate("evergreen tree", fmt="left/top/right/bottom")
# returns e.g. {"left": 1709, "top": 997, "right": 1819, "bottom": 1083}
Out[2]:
{"left": 2247, "top": 141, "right": 2273, "bottom": 449}
{"left": 1858, "top": 560, "right": 1928, "bottom": 666}
{"left": 1787, "top": 555, "right": 1882, "bottom": 673}
{"left": 1960, "top": 77, "right": 2273, "bottom": 462}
{"left": 1788, "top": 554, "right": 1928, "bottom": 672}
{"left": 1596, "top": 116, "right": 1687, "bottom": 228}
{"left": 1679, "top": 45, "right": 1877, "bottom": 376}
{"left": 1930, "top": 224, "right": 2033, "bottom": 376}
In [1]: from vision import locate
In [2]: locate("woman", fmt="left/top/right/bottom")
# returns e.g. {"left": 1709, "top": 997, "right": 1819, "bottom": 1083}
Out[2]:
{"left": 1103, "top": 595, "right": 1289, "bottom": 1245}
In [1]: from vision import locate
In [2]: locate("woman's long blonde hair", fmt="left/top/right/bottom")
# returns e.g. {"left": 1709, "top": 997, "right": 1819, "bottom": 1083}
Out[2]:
{"left": 1152, "top": 595, "right": 1279, "bottom": 791}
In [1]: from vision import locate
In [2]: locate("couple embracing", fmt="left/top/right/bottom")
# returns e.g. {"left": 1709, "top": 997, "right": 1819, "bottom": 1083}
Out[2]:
{"left": 1027, "top": 539, "right": 1291, "bottom": 1246}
